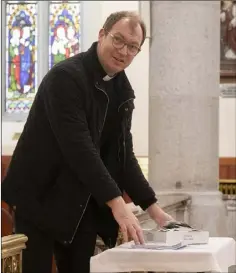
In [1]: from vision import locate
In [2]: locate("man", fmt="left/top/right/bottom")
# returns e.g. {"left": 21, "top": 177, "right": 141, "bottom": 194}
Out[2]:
{"left": 2, "top": 11, "right": 173, "bottom": 273}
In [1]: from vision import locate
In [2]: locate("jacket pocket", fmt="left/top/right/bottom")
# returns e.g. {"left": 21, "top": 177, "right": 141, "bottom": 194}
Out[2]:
{"left": 40, "top": 168, "right": 91, "bottom": 241}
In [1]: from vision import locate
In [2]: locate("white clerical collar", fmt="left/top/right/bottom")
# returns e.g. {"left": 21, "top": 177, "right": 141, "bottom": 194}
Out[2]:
{"left": 103, "top": 74, "right": 116, "bottom": 81}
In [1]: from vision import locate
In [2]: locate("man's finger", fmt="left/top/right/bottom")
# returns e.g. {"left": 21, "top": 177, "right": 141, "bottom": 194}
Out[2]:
{"left": 136, "top": 227, "right": 145, "bottom": 244}
{"left": 129, "top": 228, "right": 140, "bottom": 245}
{"left": 122, "top": 231, "right": 128, "bottom": 243}
{"left": 134, "top": 216, "right": 140, "bottom": 225}
{"left": 120, "top": 225, "right": 128, "bottom": 243}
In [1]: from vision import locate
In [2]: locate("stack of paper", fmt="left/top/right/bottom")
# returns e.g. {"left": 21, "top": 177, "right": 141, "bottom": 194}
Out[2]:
{"left": 140, "top": 221, "right": 209, "bottom": 247}
{"left": 120, "top": 241, "right": 187, "bottom": 250}
{"left": 142, "top": 221, "right": 209, "bottom": 245}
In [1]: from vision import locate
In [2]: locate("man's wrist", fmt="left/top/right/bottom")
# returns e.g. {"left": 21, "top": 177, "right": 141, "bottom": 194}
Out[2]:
{"left": 106, "top": 196, "right": 124, "bottom": 209}
{"left": 147, "top": 202, "right": 163, "bottom": 220}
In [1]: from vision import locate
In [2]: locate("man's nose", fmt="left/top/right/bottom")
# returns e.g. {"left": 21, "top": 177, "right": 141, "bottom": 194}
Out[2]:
{"left": 118, "top": 44, "right": 128, "bottom": 56}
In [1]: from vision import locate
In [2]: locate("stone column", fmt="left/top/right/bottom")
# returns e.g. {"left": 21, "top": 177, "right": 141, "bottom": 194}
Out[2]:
{"left": 149, "top": 1, "right": 228, "bottom": 236}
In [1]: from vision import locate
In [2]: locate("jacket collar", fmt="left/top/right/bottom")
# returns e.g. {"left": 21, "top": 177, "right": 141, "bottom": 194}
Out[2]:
{"left": 82, "top": 42, "right": 135, "bottom": 103}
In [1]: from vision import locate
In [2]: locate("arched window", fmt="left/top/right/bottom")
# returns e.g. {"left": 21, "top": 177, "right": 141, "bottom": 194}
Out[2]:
{"left": 49, "top": 1, "right": 81, "bottom": 68}
{"left": 2, "top": 0, "right": 81, "bottom": 121}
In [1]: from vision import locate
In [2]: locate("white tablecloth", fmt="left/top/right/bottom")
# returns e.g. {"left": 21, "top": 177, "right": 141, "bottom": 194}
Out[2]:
{"left": 90, "top": 237, "right": 236, "bottom": 272}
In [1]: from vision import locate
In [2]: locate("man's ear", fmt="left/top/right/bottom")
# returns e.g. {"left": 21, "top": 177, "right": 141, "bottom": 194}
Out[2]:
{"left": 98, "top": 28, "right": 106, "bottom": 41}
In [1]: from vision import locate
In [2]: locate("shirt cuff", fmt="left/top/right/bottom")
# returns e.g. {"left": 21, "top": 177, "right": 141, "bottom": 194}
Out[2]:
{"left": 138, "top": 196, "right": 158, "bottom": 211}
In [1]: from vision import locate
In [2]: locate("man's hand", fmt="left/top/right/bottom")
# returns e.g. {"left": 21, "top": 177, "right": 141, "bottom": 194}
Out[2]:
{"left": 107, "top": 196, "right": 145, "bottom": 245}
{"left": 147, "top": 203, "right": 174, "bottom": 228}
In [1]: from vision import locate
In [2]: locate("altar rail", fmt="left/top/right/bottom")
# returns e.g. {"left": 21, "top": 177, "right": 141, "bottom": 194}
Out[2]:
{"left": 1, "top": 234, "right": 28, "bottom": 273}
{"left": 219, "top": 179, "right": 236, "bottom": 195}
{"left": 219, "top": 157, "right": 236, "bottom": 195}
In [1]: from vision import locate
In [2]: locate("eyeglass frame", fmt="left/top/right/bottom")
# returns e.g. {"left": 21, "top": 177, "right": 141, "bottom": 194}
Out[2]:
{"left": 105, "top": 30, "right": 141, "bottom": 56}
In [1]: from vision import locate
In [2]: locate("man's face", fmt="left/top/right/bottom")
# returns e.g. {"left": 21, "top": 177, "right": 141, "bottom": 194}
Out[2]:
{"left": 97, "top": 18, "right": 143, "bottom": 75}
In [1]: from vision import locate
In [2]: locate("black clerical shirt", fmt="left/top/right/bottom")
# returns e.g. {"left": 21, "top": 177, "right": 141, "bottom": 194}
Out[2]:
{"left": 100, "top": 79, "right": 119, "bottom": 149}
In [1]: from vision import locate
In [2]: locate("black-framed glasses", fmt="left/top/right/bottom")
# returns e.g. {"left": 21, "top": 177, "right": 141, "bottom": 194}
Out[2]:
{"left": 107, "top": 32, "right": 141, "bottom": 56}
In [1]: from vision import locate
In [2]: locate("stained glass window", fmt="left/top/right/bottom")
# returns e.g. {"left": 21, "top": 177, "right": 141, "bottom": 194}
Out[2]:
{"left": 49, "top": 1, "right": 81, "bottom": 69}
{"left": 6, "top": 1, "right": 38, "bottom": 114}
{"left": 3, "top": 1, "right": 81, "bottom": 119}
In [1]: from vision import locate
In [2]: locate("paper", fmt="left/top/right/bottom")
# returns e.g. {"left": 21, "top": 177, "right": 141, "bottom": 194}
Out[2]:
{"left": 143, "top": 226, "right": 209, "bottom": 245}
{"left": 119, "top": 242, "right": 187, "bottom": 250}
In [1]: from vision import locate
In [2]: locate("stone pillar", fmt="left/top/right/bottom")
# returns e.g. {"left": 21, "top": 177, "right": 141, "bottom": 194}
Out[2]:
{"left": 149, "top": 1, "right": 228, "bottom": 236}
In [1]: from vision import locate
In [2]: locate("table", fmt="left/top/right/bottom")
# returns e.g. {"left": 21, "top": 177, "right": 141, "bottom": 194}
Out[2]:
{"left": 90, "top": 237, "right": 236, "bottom": 273}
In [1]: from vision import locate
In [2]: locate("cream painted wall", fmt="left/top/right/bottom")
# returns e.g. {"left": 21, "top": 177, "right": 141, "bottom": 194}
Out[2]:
{"left": 219, "top": 97, "right": 236, "bottom": 157}
{"left": 1, "top": 1, "right": 235, "bottom": 158}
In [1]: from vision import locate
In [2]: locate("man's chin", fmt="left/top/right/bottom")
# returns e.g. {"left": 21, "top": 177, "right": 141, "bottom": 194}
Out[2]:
{"left": 111, "top": 66, "right": 124, "bottom": 74}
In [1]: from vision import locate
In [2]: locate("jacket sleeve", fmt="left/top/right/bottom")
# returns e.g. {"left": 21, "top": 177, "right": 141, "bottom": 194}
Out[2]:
{"left": 121, "top": 112, "right": 158, "bottom": 211}
{"left": 43, "top": 68, "right": 122, "bottom": 206}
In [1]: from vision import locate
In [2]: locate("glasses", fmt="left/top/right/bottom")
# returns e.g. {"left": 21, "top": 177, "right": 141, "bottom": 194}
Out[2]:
{"left": 107, "top": 32, "right": 141, "bottom": 56}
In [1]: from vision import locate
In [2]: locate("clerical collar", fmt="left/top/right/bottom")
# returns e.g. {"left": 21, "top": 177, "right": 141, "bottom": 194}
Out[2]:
{"left": 86, "top": 42, "right": 118, "bottom": 81}
{"left": 103, "top": 74, "right": 116, "bottom": 81}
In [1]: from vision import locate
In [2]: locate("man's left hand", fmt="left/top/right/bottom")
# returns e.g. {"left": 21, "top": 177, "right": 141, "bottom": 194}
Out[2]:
{"left": 146, "top": 203, "right": 174, "bottom": 228}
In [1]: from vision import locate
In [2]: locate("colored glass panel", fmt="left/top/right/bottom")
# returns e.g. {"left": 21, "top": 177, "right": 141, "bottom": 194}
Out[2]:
{"left": 6, "top": 1, "right": 37, "bottom": 114}
{"left": 49, "top": 1, "right": 80, "bottom": 68}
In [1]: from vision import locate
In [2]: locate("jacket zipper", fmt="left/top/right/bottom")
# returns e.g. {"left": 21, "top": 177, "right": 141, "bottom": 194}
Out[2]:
{"left": 95, "top": 82, "right": 110, "bottom": 135}
{"left": 123, "top": 130, "right": 126, "bottom": 169}
{"left": 68, "top": 82, "right": 109, "bottom": 244}
{"left": 117, "top": 98, "right": 134, "bottom": 167}
{"left": 118, "top": 98, "right": 134, "bottom": 113}
{"left": 68, "top": 195, "right": 91, "bottom": 244}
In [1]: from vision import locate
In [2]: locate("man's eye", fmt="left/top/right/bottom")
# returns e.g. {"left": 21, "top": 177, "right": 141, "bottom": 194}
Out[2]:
{"left": 114, "top": 36, "right": 123, "bottom": 43}
{"left": 128, "top": 45, "right": 138, "bottom": 51}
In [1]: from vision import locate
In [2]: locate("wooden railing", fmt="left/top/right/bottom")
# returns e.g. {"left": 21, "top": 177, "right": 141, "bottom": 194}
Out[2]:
{"left": 219, "top": 157, "right": 236, "bottom": 196}
{"left": 219, "top": 179, "right": 236, "bottom": 195}
{"left": 1, "top": 234, "right": 28, "bottom": 273}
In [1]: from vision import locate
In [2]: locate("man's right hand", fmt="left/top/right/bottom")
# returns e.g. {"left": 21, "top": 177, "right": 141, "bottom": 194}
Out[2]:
{"left": 107, "top": 196, "right": 144, "bottom": 245}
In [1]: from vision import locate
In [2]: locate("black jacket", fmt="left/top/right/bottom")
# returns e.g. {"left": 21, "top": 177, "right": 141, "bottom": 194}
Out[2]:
{"left": 2, "top": 42, "right": 157, "bottom": 244}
